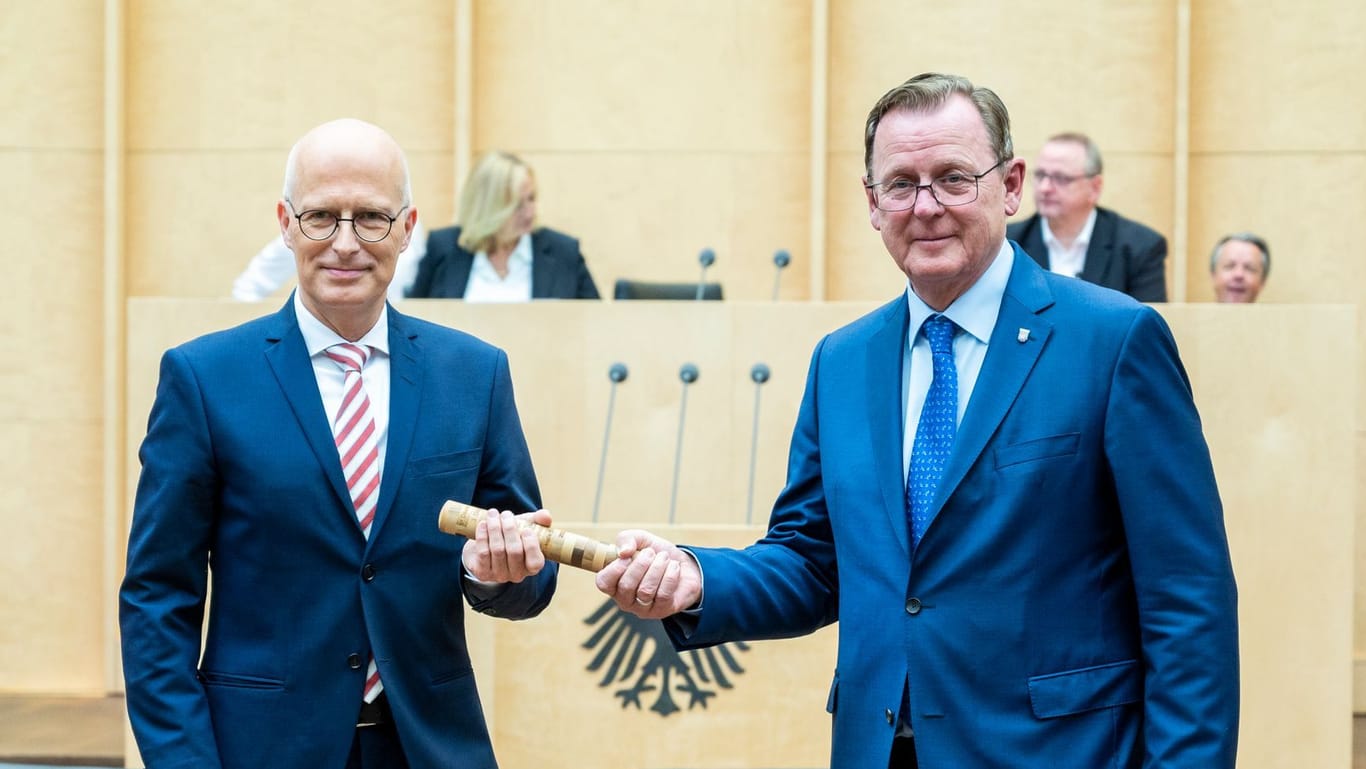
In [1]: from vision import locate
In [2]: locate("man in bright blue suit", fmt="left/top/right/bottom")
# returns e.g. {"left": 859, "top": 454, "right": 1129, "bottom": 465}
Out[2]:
{"left": 597, "top": 73, "right": 1238, "bottom": 768}
{"left": 120, "top": 119, "right": 557, "bottom": 769}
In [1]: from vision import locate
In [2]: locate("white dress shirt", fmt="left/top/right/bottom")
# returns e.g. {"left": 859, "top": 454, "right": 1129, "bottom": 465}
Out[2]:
{"left": 1040, "top": 208, "right": 1097, "bottom": 279}
{"left": 463, "top": 233, "right": 533, "bottom": 303}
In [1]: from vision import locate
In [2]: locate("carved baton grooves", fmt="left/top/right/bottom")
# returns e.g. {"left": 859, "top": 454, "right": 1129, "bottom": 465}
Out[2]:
{"left": 437, "top": 500, "right": 620, "bottom": 572}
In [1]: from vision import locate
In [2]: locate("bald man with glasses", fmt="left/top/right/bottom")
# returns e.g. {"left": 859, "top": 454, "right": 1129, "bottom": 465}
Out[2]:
{"left": 1006, "top": 132, "right": 1168, "bottom": 302}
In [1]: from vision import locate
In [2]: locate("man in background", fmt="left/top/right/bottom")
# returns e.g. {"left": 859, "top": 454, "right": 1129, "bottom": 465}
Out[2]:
{"left": 1210, "top": 232, "right": 1270, "bottom": 303}
{"left": 1007, "top": 132, "right": 1168, "bottom": 301}
{"left": 121, "top": 118, "right": 557, "bottom": 769}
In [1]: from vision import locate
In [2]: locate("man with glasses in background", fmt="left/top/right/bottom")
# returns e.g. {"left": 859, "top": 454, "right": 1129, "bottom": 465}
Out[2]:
{"left": 121, "top": 118, "right": 557, "bottom": 769}
{"left": 596, "top": 74, "right": 1237, "bottom": 768}
{"left": 1006, "top": 132, "right": 1168, "bottom": 301}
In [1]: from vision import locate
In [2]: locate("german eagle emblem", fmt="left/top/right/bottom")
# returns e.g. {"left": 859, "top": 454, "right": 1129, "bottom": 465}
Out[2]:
{"left": 582, "top": 599, "right": 750, "bottom": 717}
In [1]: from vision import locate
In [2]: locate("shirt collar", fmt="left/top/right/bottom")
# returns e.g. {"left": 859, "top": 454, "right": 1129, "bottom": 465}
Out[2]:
{"left": 1041, "top": 207, "right": 1098, "bottom": 251}
{"left": 903, "top": 238, "right": 1013, "bottom": 345}
{"left": 477, "top": 232, "right": 533, "bottom": 265}
{"left": 293, "top": 290, "right": 390, "bottom": 358}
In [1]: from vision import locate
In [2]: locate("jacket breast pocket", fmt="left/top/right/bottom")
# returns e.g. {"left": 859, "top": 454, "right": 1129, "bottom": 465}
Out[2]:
{"left": 994, "top": 433, "right": 1081, "bottom": 470}
{"left": 407, "top": 447, "right": 482, "bottom": 478}
{"left": 1027, "top": 659, "right": 1141, "bottom": 719}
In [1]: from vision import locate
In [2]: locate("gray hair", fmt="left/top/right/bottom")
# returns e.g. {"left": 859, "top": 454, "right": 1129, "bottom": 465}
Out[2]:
{"left": 863, "top": 72, "right": 1013, "bottom": 179}
{"left": 1209, "top": 232, "right": 1271, "bottom": 277}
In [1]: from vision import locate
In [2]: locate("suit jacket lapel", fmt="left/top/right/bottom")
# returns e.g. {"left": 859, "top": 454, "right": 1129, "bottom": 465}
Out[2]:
{"left": 529, "top": 230, "right": 555, "bottom": 299}
{"left": 446, "top": 248, "right": 475, "bottom": 299}
{"left": 1018, "top": 215, "right": 1050, "bottom": 270}
{"left": 370, "top": 306, "right": 422, "bottom": 543}
{"left": 865, "top": 295, "right": 912, "bottom": 558}
{"left": 1079, "top": 208, "right": 1115, "bottom": 286}
{"left": 935, "top": 247, "right": 1054, "bottom": 515}
{"left": 262, "top": 298, "right": 357, "bottom": 526}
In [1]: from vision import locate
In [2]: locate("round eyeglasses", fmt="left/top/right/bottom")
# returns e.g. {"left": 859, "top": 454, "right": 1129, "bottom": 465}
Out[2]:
{"left": 287, "top": 200, "right": 407, "bottom": 243}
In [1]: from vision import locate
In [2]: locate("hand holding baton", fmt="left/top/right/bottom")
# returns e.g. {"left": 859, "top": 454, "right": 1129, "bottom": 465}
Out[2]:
{"left": 437, "top": 500, "right": 620, "bottom": 572}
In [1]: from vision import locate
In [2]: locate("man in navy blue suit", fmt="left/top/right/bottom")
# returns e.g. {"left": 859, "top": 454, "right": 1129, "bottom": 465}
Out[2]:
{"left": 120, "top": 118, "right": 557, "bottom": 769}
{"left": 597, "top": 74, "right": 1238, "bottom": 768}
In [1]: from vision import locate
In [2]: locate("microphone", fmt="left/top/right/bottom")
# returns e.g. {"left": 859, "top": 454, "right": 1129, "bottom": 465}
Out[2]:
{"left": 670, "top": 363, "right": 700, "bottom": 523}
{"left": 696, "top": 248, "right": 716, "bottom": 301}
{"left": 771, "top": 249, "right": 790, "bottom": 301}
{"left": 592, "top": 363, "right": 629, "bottom": 522}
{"left": 745, "top": 363, "right": 771, "bottom": 525}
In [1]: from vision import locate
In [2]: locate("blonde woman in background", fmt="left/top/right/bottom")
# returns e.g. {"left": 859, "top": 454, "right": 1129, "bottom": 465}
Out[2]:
{"left": 409, "top": 151, "right": 600, "bottom": 301}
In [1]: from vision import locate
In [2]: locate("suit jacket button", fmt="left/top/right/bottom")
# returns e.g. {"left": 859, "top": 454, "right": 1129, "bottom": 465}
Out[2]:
{"left": 905, "top": 597, "right": 922, "bottom": 615}
{"left": 885, "top": 708, "right": 895, "bottom": 725}
{"left": 362, "top": 564, "right": 376, "bottom": 582}
{"left": 347, "top": 653, "right": 362, "bottom": 670}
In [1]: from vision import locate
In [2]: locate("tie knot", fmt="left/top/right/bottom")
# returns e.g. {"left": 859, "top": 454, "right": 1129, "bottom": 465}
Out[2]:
{"left": 325, "top": 343, "right": 369, "bottom": 373}
{"left": 921, "top": 315, "right": 957, "bottom": 355}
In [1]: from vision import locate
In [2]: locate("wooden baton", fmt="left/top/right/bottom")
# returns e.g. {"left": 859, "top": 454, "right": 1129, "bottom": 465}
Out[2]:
{"left": 437, "top": 500, "right": 620, "bottom": 572}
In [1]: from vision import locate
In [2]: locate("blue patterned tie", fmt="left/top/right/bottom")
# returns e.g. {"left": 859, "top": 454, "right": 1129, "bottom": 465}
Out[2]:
{"left": 908, "top": 315, "right": 958, "bottom": 550}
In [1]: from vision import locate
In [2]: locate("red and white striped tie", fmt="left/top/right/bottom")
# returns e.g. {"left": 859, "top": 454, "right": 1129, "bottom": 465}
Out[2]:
{"left": 324, "top": 342, "right": 384, "bottom": 703}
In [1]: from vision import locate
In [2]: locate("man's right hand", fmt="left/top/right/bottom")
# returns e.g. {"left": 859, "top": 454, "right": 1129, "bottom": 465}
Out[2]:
{"left": 595, "top": 530, "right": 702, "bottom": 619}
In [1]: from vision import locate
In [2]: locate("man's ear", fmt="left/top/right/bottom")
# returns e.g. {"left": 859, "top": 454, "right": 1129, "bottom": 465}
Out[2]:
{"left": 398, "top": 206, "right": 418, "bottom": 251}
{"left": 864, "top": 177, "right": 883, "bottom": 231}
{"left": 277, "top": 200, "right": 294, "bottom": 248}
{"left": 1002, "top": 158, "right": 1026, "bottom": 217}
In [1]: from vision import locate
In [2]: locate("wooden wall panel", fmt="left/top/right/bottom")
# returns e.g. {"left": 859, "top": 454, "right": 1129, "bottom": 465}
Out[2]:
{"left": 471, "top": 0, "right": 812, "bottom": 301}
{"left": 1190, "top": 0, "right": 1366, "bottom": 153}
{"left": 527, "top": 152, "right": 811, "bottom": 300}
{"left": 0, "top": 2, "right": 105, "bottom": 149}
{"left": 0, "top": 0, "right": 107, "bottom": 692}
{"left": 1187, "top": 154, "right": 1366, "bottom": 304}
{"left": 124, "top": 0, "right": 455, "bottom": 299}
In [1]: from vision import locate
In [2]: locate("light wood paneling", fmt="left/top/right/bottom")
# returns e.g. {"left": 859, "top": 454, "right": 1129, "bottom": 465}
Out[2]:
{"left": 0, "top": 1, "right": 104, "bottom": 149}
{"left": 124, "top": 0, "right": 454, "bottom": 151}
{"left": 0, "top": 0, "right": 107, "bottom": 682}
{"left": 1190, "top": 0, "right": 1366, "bottom": 152}
{"left": 524, "top": 152, "right": 811, "bottom": 301}
{"left": 827, "top": 2, "right": 1177, "bottom": 163}
{"left": 472, "top": 0, "right": 811, "bottom": 152}
{"left": 1187, "top": 154, "right": 1366, "bottom": 304}
{"left": 124, "top": 0, "right": 455, "bottom": 300}
{"left": 470, "top": 0, "right": 812, "bottom": 303}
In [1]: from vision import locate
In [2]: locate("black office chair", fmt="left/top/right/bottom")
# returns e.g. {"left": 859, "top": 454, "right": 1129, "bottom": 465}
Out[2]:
{"left": 613, "top": 280, "right": 723, "bottom": 301}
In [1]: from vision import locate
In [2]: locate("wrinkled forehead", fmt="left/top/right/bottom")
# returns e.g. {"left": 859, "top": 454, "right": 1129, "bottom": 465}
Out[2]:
{"left": 871, "top": 99, "right": 994, "bottom": 170}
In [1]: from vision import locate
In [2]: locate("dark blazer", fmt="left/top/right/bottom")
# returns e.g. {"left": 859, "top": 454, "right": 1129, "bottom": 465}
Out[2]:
{"left": 668, "top": 244, "right": 1238, "bottom": 769}
{"left": 120, "top": 299, "right": 558, "bottom": 769}
{"left": 1007, "top": 206, "right": 1168, "bottom": 302}
{"left": 409, "top": 225, "right": 600, "bottom": 300}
